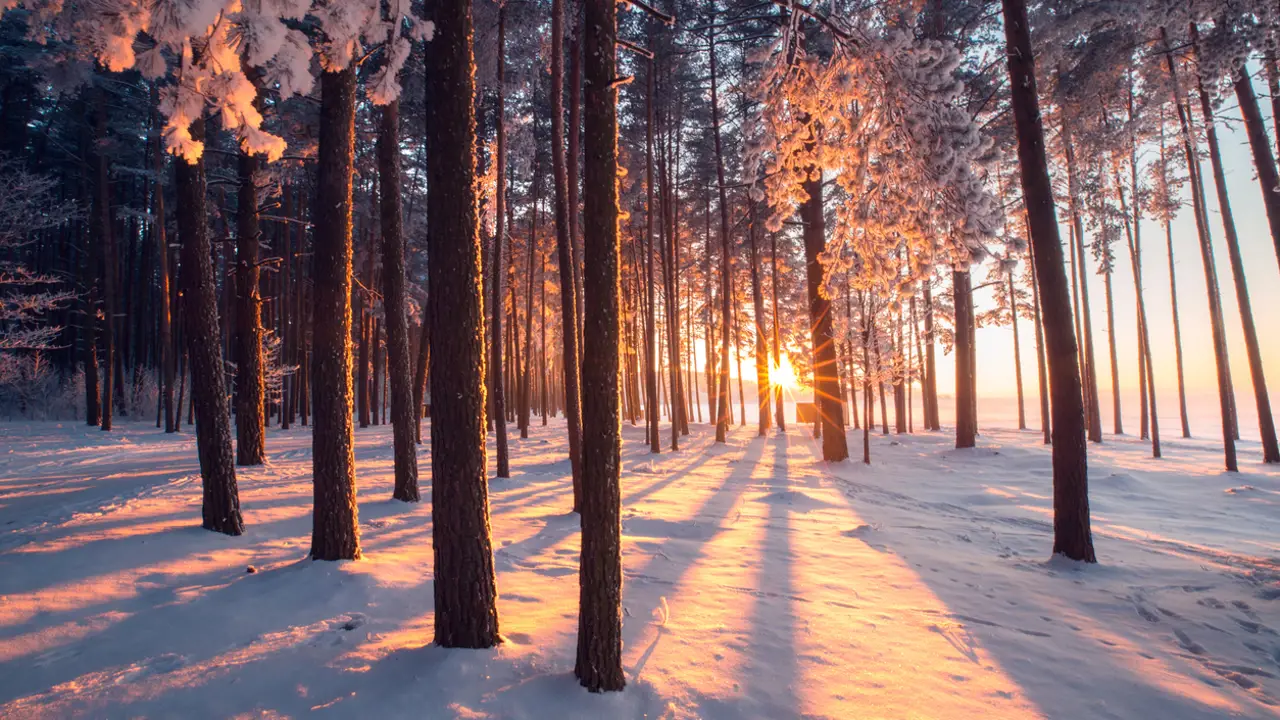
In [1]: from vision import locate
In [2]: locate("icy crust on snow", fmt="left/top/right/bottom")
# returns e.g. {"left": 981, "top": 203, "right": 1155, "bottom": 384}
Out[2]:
{"left": 0, "top": 419, "right": 1276, "bottom": 718}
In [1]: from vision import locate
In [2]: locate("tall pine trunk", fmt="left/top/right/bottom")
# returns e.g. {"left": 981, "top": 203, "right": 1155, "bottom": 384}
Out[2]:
{"left": 1191, "top": 33, "right": 1279, "bottom": 464}
{"left": 175, "top": 115, "right": 243, "bottom": 537}
{"left": 425, "top": 0, "right": 501, "bottom": 647}
{"left": 576, "top": 0, "right": 624, "bottom": 692}
{"left": 709, "top": 26, "right": 732, "bottom": 444}
{"left": 1162, "top": 28, "right": 1237, "bottom": 472}
{"left": 151, "top": 87, "right": 175, "bottom": 433}
{"left": 1062, "top": 120, "right": 1103, "bottom": 443}
{"left": 378, "top": 100, "right": 420, "bottom": 500}
{"left": 491, "top": 6, "right": 511, "bottom": 478}
{"left": 1233, "top": 64, "right": 1280, "bottom": 276}
{"left": 954, "top": 269, "right": 975, "bottom": 448}
{"left": 235, "top": 62, "right": 266, "bottom": 466}
{"left": 310, "top": 67, "right": 361, "bottom": 560}
{"left": 1003, "top": 0, "right": 1094, "bottom": 561}
{"left": 551, "top": 0, "right": 584, "bottom": 508}
{"left": 801, "top": 169, "right": 848, "bottom": 461}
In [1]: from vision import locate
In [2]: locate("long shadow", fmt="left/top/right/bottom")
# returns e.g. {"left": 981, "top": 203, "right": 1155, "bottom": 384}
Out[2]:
{"left": 624, "top": 435, "right": 765, "bottom": 683}
{"left": 814, "top": 432, "right": 1279, "bottom": 719}
{"left": 748, "top": 433, "right": 801, "bottom": 713}
{"left": 493, "top": 450, "right": 719, "bottom": 568}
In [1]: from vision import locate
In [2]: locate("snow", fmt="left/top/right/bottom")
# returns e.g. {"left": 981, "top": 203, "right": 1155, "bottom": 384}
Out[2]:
{"left": 0, "top": 417, "right": 1277, "bottom": 718}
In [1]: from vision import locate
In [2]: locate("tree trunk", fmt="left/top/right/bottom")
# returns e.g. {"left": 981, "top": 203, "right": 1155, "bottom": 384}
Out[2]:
{"left": 175, "top": 116, "right": 244, "bottom": 537}
{"left": 310, "top": 67, "right": 361, "bottom": 560}
{"left": 94, "top": 89, "right": 115, "bottom": 432}
{"left": 1162, "top": 27, "right": 1237, "bottom": 472}
{"left": 922, "top": 283, "right": 939, "bottom": 430}
{"left": 644, "top": 58, "right": 660, "bottom": 453}
{"left": 425, "top": 0, "right": 501, "bottom": 648}
{"left": 770, "top": 230, "right": 785, "bottom": 431}
{"left": 234, "top": 63, "right": 266, "bottom": 465}
{"left": 1233, "top": 64, "right": 1280, "bottom": 276}
{"left": 552, "top": 0, "right": 583, "bottom": 508}
{"left": 1003, "top": 0, "right": 1094, "bottom": 561}
{"left": 1192, "top": 36, "right": 1279, "bottom": 463}
{"left": 1008, "top": 271, "right": 1026, "bottom": 430}
{"left": 1061, "top": 120, "right": 1103, "bottom": 443}
{"left": 151, "top": 87, "right": 175, "bottom": 433}
{"left": 491, "top": 6, "right": 511, "bottom": 478}
{"left": 1102, "top": 268, "right": 1121, "bottom": 436}
{"left": 800, "top": 169, "right": 848, "bottom": 462}
{"left": 749, "top": 200, "right": 770, "bottom": 435}
{"left": 709, "top": 26, "right": 732, "bottom": 444}
{"left": 576, "top": 0, "right": 624, "bottom": 692}
{"left": 1157, "top": 123, "right": 1191, "bottom": 439}
{"left": 378, "top": 100, "right": 420, "bottom": 500}
{"left": 954, "top": 269, "right": 975, "bottom": 448}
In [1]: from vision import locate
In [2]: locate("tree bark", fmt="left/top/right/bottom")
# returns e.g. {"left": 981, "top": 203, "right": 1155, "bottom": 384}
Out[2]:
{"left": 552, "top": 0, "right": 584, "bottom": 508}
{"left": 1192, "top": 35, "right": 1279, "bottom": 463}
{"left": 800, "top": 168, "right": 848, "bottom": 462}
{"left": 175, "top": 116, "right": 244, "bottom": 537}
{"left": 1162, "top": 27, "right": 1237, "bottom": 472}
{"left": 1233, "top": 64, "right": 1280, "bottom": 276}
{"left": 1061, "top": 119, "right": 1103, "bottom": 443}
{"left": 94, "top": 88, "right": 115, "bottom": 432}
{"left": 378, "top": 100, "right": 420, "bottom": 500}
{"left": 491, "top": 5, "right": 511, "bottom": 478}
{"left": 709, "top": 25, "right": 732, "bottom": 444}
{"left": 954, "top": 269, "right": 975, "bottom": 448}
{"left": 1003, "top": 0, "right": 1094, "bottom": 561}
{"left": 310, "top": 67, "right": 361, "bottom": 560}
{"left": 576, "top": 0, "right": 624, "bottom": 692}
{"left": 234, "top": 62, "right": 266, "bottom": 465}
{"left": 151, "top": 87, "right": 175, "bottom": 433}
{"left": 425, "top": 0, "right": 501, "bottom": 647}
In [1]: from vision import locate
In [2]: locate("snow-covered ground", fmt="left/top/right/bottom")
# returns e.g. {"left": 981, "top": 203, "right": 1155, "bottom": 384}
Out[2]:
{"left": 0, "top": 417, "right": 1276, "bottom": 719}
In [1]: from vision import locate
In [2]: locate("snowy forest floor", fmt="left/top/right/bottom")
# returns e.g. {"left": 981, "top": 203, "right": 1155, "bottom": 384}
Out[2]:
{"left": 0, "top": 417, "right": 1277, "bottom": 719}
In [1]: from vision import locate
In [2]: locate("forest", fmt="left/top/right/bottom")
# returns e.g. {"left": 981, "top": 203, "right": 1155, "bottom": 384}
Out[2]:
{"left": 0, "top": 0, "right": 1278, "bottom": 717}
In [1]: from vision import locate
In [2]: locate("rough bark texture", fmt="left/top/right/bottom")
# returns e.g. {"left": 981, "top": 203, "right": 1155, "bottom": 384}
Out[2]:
{"left": 1003, "top": 0, "right": 1094, "bottom": 562}
{"left": 551, "top": 0, "right": 583, "bottom": 508}
{"left": 235, "top": 63, "right": 266, "bottom": 466}
{"left": 310, "top": 67, "right": 361, "bottom": 561}
{"left": 800, "top": 171, "right": 848, "bottom": 462}
{"left": 425, "top": 0, "right": 500, "bottom": 648}
{"left": 378, "top": 100, "right": 420, "bottom": 500}
{"left": 175, "top": 116, "right": 244, "bottom": 537}
{"left": 575, "top": 0, "right": 624, "bottom": 692}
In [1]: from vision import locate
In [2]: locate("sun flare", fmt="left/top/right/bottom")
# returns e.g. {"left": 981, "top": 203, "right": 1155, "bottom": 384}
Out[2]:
{"left": 769, "top": 356, "right": 801, "bottom": 391}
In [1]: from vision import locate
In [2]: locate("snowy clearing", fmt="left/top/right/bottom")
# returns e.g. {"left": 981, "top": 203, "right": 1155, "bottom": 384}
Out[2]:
{"left": 0, "top": 420, "right": 1277, "bottom": 719}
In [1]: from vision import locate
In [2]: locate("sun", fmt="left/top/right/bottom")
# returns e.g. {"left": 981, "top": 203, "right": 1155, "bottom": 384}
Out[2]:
{"left": 769, "top": 355, "right": 800, "bottom": 391}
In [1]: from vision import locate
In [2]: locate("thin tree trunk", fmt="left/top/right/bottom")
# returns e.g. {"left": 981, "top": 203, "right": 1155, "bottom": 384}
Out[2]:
{"left": 644, "top": 56, "right": 660, "bottom": 453}
{"left": 552, "top": 0, "right": 584, "bottom": 507}
{"left": 94, "top": 89, "right": 115, "bottom": 432}
{"left": 1233, "top": 63, "right": 1280, "bottom": 276}
{"left": 709, "top": 25, "right": 732, "bottom": 444}
{"left": 770, "top": 230, "right": 785, "bottom": 431}
{"left": 922, "top": 283, "right": 939, "bottom": 430}
{"left": 235, "top": 61, "right": 266, "bottom": 465}
{"left": 378, "top": 99, "right": 420, "bottom": 500}
{"left": 151, "top": 87, "right": 175, "bottom": 433}
{"left": 1192, "top": 33, "right": 1279, "bottom": 463}
{"left": 175, "top": 115, "right": 244, "bottom": 537}
{"left": 1162, "top": 27, "right": 1237, "bottom": 471}
{"left": 1008, "top": 270, "right": 1026, "bottom": 430}
{"left": 491, "top": 5, "right": 510, "bottom": 477}
{"left": 1062, "top": 119, "right": 1103, "bottom": 443}
{"left": 954, "top": 269, "right": 975, "bottom": 448}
